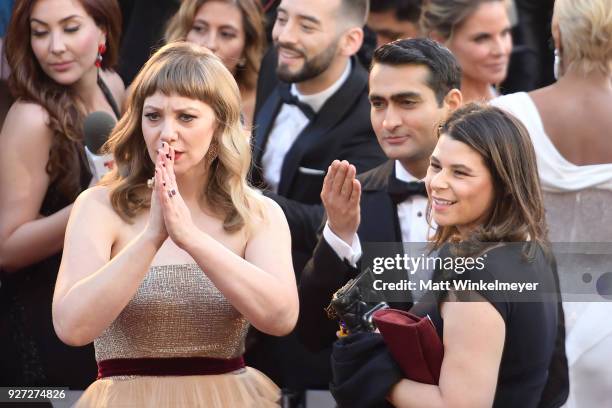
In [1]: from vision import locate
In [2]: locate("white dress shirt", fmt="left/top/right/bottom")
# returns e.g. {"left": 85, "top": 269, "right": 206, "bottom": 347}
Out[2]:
{"left": 261, "top": 60, "right": 352, "bottom": 192}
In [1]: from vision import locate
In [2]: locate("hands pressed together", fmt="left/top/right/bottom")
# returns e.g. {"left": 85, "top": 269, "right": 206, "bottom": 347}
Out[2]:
{"left": 145, "top": 141, "right": 198, "bottom": 249}
{"left": 321, "top": 160, "right": 362, "bottom": 245}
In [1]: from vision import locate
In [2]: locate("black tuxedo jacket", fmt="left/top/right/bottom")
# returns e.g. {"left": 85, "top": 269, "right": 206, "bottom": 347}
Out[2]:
{"left": 297, "top": 160, "right": 411, "bottom": 351}
{"left": 247, "top": 63, "right": 385, "bottom": 391}
{"left": 244, "top": 162, "right": 402, "bottom": 391}
{"left": 251, "top": 57, "right": 386, "bottom": 204}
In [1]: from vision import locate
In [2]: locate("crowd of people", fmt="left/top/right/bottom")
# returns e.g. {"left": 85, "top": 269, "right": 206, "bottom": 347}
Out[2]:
{"left": 0, "top": 0, "right": 610, "bottom": 407}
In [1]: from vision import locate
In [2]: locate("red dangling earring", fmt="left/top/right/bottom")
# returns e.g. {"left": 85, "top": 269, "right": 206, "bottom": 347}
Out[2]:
{"left": 95, "top": 43, "right": 107, "bottom": 68}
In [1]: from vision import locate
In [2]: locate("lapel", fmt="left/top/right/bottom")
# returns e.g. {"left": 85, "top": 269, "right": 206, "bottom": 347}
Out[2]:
{"left": 565, "top": 302, "right": 612, "bottom": 366}
{"left": 358, "top": 161, "right": 403, "bottom": 242}
{"left": 277, "top": 57, "right": 369, "bottom": 196}
{"left": 359, "top": 161, "right": 415, "bottom": 306}
{"left": 253, "top": 85, "right": 284, "bottom": 166}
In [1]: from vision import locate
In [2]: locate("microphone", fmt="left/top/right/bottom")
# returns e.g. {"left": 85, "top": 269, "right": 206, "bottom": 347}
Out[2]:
{"left": 83, "top": 111, "right": 116, "bottom": 181}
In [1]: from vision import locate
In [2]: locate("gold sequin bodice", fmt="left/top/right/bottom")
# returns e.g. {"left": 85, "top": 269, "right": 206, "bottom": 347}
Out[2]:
{"left": 94, "top": 264, "right": 249, "bottom": 361}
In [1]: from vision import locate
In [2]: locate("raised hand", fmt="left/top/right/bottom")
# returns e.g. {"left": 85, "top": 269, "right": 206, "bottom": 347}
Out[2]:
{"left": 155, "top": 142, "right": 198, "bottom": 249}
{"left": 320, "top": 160, "right": 361, "bottom": 245}
{"left": 143, "top": 145, "right": 169, "bottom": 246}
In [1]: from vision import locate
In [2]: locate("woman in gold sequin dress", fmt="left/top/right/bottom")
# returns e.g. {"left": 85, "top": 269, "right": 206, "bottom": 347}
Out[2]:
{"left": 51, "top": 41, "right": 298, "bottom": 407}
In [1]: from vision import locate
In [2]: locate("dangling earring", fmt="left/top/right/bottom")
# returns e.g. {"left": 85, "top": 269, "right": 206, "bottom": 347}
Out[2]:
{"left": 553, "top": 48, "right": 562, "bottom": 80}
{"left": 204, "top": 140, "right": 219, "bottom": 166}
{"left": 237, "top": 57, "right": 246, "bottom": 69}
{"left": 95, "top": 43, "right": 107, "bottom": 68}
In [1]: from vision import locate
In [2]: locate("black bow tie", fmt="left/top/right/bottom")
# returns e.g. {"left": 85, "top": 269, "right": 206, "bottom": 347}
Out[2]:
{"left": 387, "top": 177, "right": 427, "bottom": 204}
{"left": 278, "top": 85, "right": 316, "bottom": 120}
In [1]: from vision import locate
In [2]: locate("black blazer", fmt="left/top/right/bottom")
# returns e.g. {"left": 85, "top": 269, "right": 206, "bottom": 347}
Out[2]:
{"left": 251, "top": 57, "right": 386, "bottom": 204}
{"left": 297, "top": 160, "right": 409, "bottom": 351}
{"left": 245, "top": 161, "right": 407, "bottom": 391}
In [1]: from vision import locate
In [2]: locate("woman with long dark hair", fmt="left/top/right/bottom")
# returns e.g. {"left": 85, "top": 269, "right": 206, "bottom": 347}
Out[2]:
{"left": 0, "top": 0, "right": 124, "bottom": 387}
{"left": 330, "top": 104, "right": 567, "bottom": 407}
{"left": 386, "top": 104, "right": 567, "bottom": 407}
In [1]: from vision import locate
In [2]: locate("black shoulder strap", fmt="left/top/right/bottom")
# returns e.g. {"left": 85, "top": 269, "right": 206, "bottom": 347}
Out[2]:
{"left": 97, "top": 75, "right": 121, "bottom": 119}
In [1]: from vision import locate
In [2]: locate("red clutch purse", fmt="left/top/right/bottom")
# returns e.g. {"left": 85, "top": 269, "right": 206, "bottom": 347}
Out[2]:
{"left": 372, "top": 308, "right": 444, "bottom": 385}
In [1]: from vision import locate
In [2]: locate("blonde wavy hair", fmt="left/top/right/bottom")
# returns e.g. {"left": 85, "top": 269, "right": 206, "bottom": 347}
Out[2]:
{"left": 420, "top": 0, "right": 510, "bottom": 41}
{"left": 103, "top": 41, "right": 264, "bottom": 233}
{"left": 164, "top": 0, "right": 265, "bottom": 91}
{"left": 554, "top": 0, "right": 612, "bottom": 76}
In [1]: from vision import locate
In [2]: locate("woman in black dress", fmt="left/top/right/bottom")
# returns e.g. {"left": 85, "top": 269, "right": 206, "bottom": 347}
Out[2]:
{"left": 0, "top": 0, "right": 123, "bottom": 388}
{"left": 386, "top": 104, "right": 567, "bottom": 407}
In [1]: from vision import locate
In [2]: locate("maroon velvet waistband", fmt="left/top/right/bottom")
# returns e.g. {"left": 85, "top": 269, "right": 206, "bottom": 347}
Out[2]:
{"left": 97, "top": 356, "right": 245, "bottom": 379}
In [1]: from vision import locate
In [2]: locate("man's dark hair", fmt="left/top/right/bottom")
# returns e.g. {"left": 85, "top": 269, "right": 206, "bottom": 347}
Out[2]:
{"left": 372, "top": 38, "right": 461, "bottom": 105}
{"left": 369, "top": 0, "right": 422, "bottom": 23}
{"left": 340, "top": 0, "right": 370, "bottom": 26}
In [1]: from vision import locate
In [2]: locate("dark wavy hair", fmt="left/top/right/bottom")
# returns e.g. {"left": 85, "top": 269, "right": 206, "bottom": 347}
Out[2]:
{"left": 428, "top": 103, "right": 549, "bottom": 257}
{"left": 5, "top": 0, "right": 121, "bottom": 201}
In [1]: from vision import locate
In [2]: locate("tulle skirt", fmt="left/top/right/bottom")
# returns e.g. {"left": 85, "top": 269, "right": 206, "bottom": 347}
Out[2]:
{"left": 74, "top": 367, "right": 280, "bottom": 407}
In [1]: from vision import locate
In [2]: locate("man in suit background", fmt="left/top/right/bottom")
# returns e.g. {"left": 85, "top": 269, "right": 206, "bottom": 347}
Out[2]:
{"left": 251, "top": 0, "right": 385, "bottom": 206}
{"left": 255, "top": 0, "right": 424, "bottom": 111}
{"left": 297, "top": 38, "right": 463, "bottom": 351}
{"left": 247, "top": 1, "right": 386, "bottom": 404}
